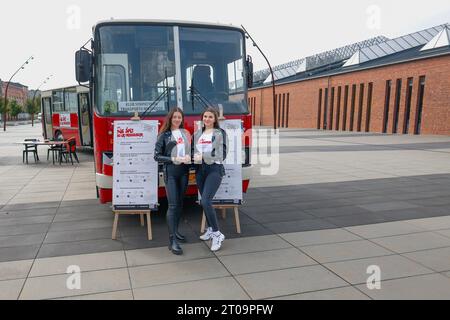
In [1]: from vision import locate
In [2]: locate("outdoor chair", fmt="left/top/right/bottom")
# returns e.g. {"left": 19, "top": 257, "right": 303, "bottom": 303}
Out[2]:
{"left": 59, "top": 138, "right": 79, "bottom": 165}
{"left": 47, "top": 143, "right": 64, "bottom": 165}
{"left": 23, "top": 139, "right": 39, "bottom": 164}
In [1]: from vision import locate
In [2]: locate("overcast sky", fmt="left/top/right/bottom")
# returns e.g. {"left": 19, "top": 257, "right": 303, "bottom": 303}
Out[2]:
{"left": 1, "top": 0, "right": 449, "bottom": 90}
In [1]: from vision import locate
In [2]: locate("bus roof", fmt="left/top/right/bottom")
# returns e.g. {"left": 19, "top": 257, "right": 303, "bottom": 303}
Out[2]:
{"left": 41, "top": 85, "right": 89, "bottom": 97}
{"left": 92, "top": 19, "right": 243, "bottom": 33}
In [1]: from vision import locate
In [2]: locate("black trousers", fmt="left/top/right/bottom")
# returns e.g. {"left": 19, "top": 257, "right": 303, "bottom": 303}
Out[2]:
{"left": 164, "top": 164, "right": 189, "bottom": 237}
{"left": 196, "top": 164, "right": 225, "bottom": 232}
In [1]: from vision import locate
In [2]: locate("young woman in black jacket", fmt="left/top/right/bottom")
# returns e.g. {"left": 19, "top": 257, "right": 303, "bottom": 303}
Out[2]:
{"left": 194, "top": 107, "right": 228, "bottom": 252}
{"left": 154, "top": 108, "right": 191, "bottom": 255}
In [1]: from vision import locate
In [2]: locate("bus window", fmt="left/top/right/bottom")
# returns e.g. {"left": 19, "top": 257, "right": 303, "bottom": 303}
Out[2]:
{"left": 64, "top": 90, "right": 78, "bottom": 113}
{"left": 52, "top": 90, "right": 64, "bottom": 112}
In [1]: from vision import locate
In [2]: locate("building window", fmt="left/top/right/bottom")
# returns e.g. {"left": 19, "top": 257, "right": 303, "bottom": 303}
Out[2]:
{"left": 336, "top": 86, "right": 342, "bottom": 131}
{"left": 286, "top": 93, "right": 290, "bottom": 128}
{"left": 403, "top": 78, "right": 414, "bottom": 134}
{"left": 366, "top": 83, "right": 373, "bottom": 132}
{"left": 350, "top": 84, "right": 357, "bottom": 131}
{"left": 357, "top": 83, "right": 365, "bottom": 132}
{"left": 414, "top": 76, "right": 426, "bottom": 135}
{"left": 382, "top": 80, "right": 392, "bottom": 134}
{"left": 277, "top": 94, "right": 282, "bottom": 128}
{"left": 282, "top": 93, "right": 286, "bottom": 128}
{"left": 329, "top": 87, "right": 335, "bottom": 131}
{"left": 343, "top": 86, "right": 349, "bottom": 131}
{"left": 323, "top": 88, "right": 329, "bottom": 130}
{"left": 393, "top": 79, "right": 402, "bottom": 134}
{"left": 317, "top": 89, "right": 322, "bottom": 129}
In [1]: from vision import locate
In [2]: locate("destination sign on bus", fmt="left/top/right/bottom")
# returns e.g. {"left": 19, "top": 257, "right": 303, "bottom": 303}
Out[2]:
{"left": 118, "top": 101, "right": 166, "bottom": 113}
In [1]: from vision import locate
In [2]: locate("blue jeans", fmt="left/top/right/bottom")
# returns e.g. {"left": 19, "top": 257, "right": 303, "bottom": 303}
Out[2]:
{"left": 164, "top": 164, "right": 189, "bottom": 236}
{"left": 196, "top": 164, "right": 225, "bottom": 232}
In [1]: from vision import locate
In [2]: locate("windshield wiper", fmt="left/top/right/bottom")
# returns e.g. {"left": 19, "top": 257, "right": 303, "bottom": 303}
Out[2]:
{"left": 189, "top": 85, "right": 214, "bottom": 111}
{"left": 139, "top": 88, "right": 169, "bottom": 119}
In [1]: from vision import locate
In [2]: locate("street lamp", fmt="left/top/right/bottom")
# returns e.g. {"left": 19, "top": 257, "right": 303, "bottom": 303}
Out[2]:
{"left": 2, "top": 56, "right": 34, "bottom": 131}
{"left": 241, "top": 25, "right": 278, "bottom": 133}
{"left": 31, "top": 74, "right": 54, "bottom": 127}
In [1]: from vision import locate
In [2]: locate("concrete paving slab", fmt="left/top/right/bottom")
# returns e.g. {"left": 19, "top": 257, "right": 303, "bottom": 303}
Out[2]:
{"left": 129, "top": 258, "right": 229, "bottom": 289}
{"left": 20, "top": 268, "right": 131, "bottom": 300}
{"left": 345, "top": 221, "right": 427, "bottom": 239}
{"left": 44, "top": 228, "right": 118, "bottom": 244}
{"left": 213, "top": 235, "right": 292, "bottom": 257}
{"left": 0, "top": 208, "right": 57, "bottom": 217}
{"left": 0, "top": 215, "right": 54, "bottom": 226}
{"left": 235, "top": 265, "right": 348, "bottom": 300}
{"left": 0, "top": 223, "right": 50, "bottom": 237}
{"left": 125, "top": 243, "right": 213, "bottom": 267}
{"left": 269, "top": 286, "right": 371, "bottom": 300}
{"left": 356, "top": 273, "right": 450, "bottom": 300}
{"left": 57, "top": 290, "right": 133, "bottom": 300}
{"left": 37, "top": 239, "right": 124, "bottom": 259}
{"left": 0, "top": 279, "right": 25, "bottom": 300}
{"left": 133, "top": 277, "right": 250, "bottom": 300}
{"left": 264, "top": 219, "right": 338, "bottom": 234}
{"left": 403, "top": 247, "right": 450, "bottom": 272}
{"left": 279, "top": 228, "right": 362, "bottom": 247}
{"left": 405, "top": 216, "right": 450, "bottom": 231}
{"left": 371, "top": 232, "right": 450, "bottom": 254}
{"left": 30, "top": 251, "right": 127, "bottom": 277}
{"left": 436, "top": 229, "right": 450, "bottom": 239}
{"left": 0, "top": 260, "right": 33, "bottom": 281}
{"left": 300, "top": 240, "right": 394, "bottom": 264}
{"left": 218, "top": 248, "right": 316, "bottom": 275}
{"left": 358, "top": 202, "right": 420, "bottom": 212}
{"left": 324, "top": 255, "right": 434, "bottom": 285}
{"left": 0, "top": 245, "right": 40, "bottom": 263}
{"left": 0, "top": 233, "right": 46, "bottom": 248}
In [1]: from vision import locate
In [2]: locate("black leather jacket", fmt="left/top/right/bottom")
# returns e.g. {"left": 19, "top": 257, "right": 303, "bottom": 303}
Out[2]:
{"left": 154, "top": 129, "right": 192, "bottom": 165}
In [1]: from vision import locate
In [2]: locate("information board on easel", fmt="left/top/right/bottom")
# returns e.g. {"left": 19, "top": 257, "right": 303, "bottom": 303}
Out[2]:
{"left": 197, "top": 118, "right": 243, "bottom": 233}
{"left": 112, "top": 120, "right": 159, "bottom": 240}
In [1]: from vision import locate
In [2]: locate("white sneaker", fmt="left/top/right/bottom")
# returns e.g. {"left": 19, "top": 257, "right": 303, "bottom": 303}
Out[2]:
{"left": 210, "top": 232, "right": 225, "bottom": 252}
{"left": 200, "top": 227, "right": 213, "bottom": 241}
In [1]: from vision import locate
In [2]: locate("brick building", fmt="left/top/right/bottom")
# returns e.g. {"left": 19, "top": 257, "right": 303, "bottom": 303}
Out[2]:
{"left": 0, "top": 80, "right": 29, "bottom": 107}
{"left": 249, "top": 23, "right": 450, "bottom": 135}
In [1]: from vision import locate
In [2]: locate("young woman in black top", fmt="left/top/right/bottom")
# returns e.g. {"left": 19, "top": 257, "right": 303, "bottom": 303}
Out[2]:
{"left": 194, "top": 107, "right": 228, "bottom": 252}
{"left": 154, "top": 108, "right": 191, "bottom": 255}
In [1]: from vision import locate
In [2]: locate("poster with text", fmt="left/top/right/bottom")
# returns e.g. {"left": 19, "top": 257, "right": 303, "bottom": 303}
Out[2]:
{"left": 196, "top": 119, "right": 243, "bottom": 205}
{"left": 113, "top": 120, "right": 158, "bottom": 211}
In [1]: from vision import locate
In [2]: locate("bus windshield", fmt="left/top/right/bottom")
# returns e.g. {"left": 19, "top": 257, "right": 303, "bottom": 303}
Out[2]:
{"left": 95, "top": 24, "right": 248, "bottom": 117}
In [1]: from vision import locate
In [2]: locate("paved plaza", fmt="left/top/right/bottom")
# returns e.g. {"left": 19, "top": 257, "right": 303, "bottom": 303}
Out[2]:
{"left": 1, "top": 124, "right": 450, "bottom": 300}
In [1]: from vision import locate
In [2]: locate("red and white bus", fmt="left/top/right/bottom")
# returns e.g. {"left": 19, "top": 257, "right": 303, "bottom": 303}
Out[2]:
{"left": 41, "top": 85, "right": 93, "bottom": 147}
{"left": 75, "top": 20, "right": 253, "bottom": 204}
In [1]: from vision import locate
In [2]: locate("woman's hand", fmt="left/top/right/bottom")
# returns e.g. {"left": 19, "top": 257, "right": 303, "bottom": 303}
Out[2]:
{"left": 173, "top": 155, "right": 192, "bottom": 164}
{"left": 194, "top": 153, "right": 203, "bottom": 164}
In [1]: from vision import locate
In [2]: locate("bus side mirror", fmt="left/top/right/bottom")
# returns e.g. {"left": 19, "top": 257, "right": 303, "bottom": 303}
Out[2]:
{"left": 75, "top": 50, "right": 92, "bottom": 83}
{"left": 246, "top": 56, "right": 254, "bottom": 88}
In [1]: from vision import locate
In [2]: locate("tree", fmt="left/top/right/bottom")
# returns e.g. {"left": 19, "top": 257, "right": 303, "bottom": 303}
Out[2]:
{"left": 0, "top": 98, "right": 10, "bottom": 122}
{"left": 9, "top": 100, "right": 23, "bottom": 120}
{"left": 26, "top": 98, "right": 40, "bottom": 127}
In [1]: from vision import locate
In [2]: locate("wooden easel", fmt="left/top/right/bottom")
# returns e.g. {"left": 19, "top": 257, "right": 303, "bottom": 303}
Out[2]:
{"left": 112, "top": 210, "right": 153, "bottom": 240}
{"left": 201, "top": 204, "right": 241, "bottom": 234}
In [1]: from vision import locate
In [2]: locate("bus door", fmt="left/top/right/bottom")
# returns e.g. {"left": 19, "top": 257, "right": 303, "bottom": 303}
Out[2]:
{"left": 42, "top": 97, "right": 53, "bottom": 140}
{"left": 78, "top": 92, "right": 92, "bottom": 146}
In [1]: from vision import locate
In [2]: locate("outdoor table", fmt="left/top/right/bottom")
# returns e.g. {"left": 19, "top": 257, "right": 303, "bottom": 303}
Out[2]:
{"left": 15, "top": 140, "right": 68, "bottom": 164}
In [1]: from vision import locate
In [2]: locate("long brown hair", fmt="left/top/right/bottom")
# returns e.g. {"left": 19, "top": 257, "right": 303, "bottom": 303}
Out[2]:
{"left": 160, "top": 107, "right": 185, "bottom": 134}
{"left": 201, "top": 107, "right": 221, "bottom": 130}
